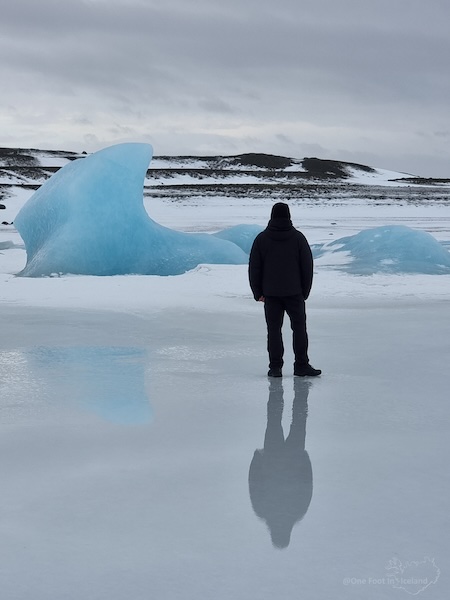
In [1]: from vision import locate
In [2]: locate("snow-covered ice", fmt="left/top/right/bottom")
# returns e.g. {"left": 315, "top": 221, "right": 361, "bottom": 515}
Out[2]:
{"left": 1, "top": 169, "right": 450, "bottom": 599}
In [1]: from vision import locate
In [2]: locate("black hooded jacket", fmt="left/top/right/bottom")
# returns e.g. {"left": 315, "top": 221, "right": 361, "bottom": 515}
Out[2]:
{"left": 248, "top": 217, "right": 313, "bottom": 300}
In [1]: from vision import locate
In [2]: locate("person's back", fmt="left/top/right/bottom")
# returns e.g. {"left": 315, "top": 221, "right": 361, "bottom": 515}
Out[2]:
{"left": 249, "top": 214, "right": 313, "bottom": 300}
{"left": 248, "top": 202, "right": 321, "bottom": 378}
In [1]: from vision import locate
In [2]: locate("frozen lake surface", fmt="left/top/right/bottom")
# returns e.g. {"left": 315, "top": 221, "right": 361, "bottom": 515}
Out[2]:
{"left": 1, "top": 298, "right": 448, "bottom": 599}
{"left": 1, "top": 192, "right": 449, "bottom": 598}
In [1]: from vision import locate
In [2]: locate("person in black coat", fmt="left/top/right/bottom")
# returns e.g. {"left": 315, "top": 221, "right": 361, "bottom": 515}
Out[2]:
{"left": 249, "top": 202, "right": 321, "bottom": 377}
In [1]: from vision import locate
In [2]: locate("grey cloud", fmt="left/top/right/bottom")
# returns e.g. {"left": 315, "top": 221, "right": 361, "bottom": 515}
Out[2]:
{"left": 276, "top": 134, "right": 293, "bottom": 145}
{"left": 108, "top": 123, "right": 136, "bottom": 136}
{"left": 2, "top": 0, "right": 449, "bottom": 104}
{"left": 1, "top": 0, "right": 450, "bottom": 175}
{"left": 72, "top": 115, "right": 93, "bottom": 126}
{"left": 297, "top": 143, "right": 330, "bottom": 158}
{"left": 197, "top": 98, "right": 235, "bottom": 114}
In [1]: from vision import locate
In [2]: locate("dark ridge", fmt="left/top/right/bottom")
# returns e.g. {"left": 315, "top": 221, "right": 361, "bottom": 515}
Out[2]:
{"left": 143, "top": 182, "right": 450, "bottom": 204}
{"left": 0, "top": 166, "right": 60, "bottom": 180}
{"left": 391, "top": 177, "right": 450, "bottom": 185}
{"left": 0, "top": 148, "right": 40, "bottom": 167}
{"left": 302, "top": 157, "right": 375, "bottom": 178}
{"left": 145, "top": 182, "right": 354, "bottom": 195}
{"left": 0, "top": 147, "right": 81, "bottom": 165}
{"left": 153, "top": 153, "right": 294, "bottom": 169}
{"left": 145, "top": 169, "right": 308, "bottom": 180}
{"left": 338, "top": 160, "right": 376, "bottom": 173}
{"left": 229, "top": 153, "right": 293, "bottom": 169}
{"left": 154, "top": 155, "right": 219, "bottom": 161}
{"left": 0, "top": 183, "right": 41, "bottom": 190}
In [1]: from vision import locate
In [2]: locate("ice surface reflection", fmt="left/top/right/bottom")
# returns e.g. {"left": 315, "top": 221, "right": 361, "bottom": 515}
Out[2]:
{"left": 249, "top": 379, "right": 313, "bottom": 549}
{"left": 5, "top": 346, "right": 152, "bottom": 425}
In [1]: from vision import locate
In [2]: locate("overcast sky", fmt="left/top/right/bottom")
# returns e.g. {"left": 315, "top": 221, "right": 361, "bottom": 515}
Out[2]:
{"left": 1, "top": 0, "right": 450, "bottom": 176}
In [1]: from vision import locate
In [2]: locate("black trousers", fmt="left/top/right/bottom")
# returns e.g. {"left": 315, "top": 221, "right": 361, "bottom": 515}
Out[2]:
{"left": 264, "top": 295, "right": 309, "bottom": 369}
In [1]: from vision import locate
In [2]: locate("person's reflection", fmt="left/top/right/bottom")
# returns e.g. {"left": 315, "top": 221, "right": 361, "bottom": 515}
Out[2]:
{"left": 249, "top": 378, "right": 313, "bottom": 549}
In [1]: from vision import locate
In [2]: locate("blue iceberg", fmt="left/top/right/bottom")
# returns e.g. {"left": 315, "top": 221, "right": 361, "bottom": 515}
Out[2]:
{"left": 14, "top": 143, "right": 248, "bottom": 277}
{"left": 318, "top": 225, "right": 450, "bottom": 275}
{"left": 213, "top": 224, "right": 264, "bottom": 254}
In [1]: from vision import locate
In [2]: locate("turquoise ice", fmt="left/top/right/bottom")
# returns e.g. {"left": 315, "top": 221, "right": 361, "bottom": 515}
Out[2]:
{"left": 315, "top": 224, "right": 450, "bottom": 274}
{"left": 213, "top": 224, "right": 264, "bottom": 254}
{"left": 14, "top": 143, "right": 248, "bottom": 277}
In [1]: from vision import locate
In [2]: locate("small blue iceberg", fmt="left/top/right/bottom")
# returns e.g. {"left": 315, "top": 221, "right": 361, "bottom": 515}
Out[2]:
{"left": 314, "top": 225, "right": 450, "bottom": 275}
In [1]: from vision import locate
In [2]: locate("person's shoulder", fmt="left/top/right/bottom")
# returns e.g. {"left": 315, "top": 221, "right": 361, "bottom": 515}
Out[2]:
{"left": 293, "top": 227, "right": 308, "bottom": 240}
{"left": 293, "top": 228, "right": 311, "bottom": 247}
{"left": 250, "top": 230, "right": 265, "bottom": 252}
{"left": 253, "top": 229, "right": 267, "bottom": 242}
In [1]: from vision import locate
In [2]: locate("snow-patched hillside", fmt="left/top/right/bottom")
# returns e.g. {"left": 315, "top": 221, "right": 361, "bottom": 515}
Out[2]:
{"left": 0, "top": 146, "right": 425, "bottom": 192}
{"left": 2, "top": 147, "right": 450, "bottom": 218}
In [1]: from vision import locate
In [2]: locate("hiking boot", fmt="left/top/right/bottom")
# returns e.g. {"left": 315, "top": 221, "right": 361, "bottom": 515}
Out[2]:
{"left": 294, "top": 364, "right": 322, "bottom": 377}
{"left": 267, "top": 368, "right": 282, "bottom": 378}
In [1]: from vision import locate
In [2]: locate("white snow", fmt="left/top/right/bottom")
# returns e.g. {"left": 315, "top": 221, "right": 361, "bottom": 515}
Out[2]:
{"left": 1, "top": 181, "right": 449, "bottom": 600}
{"left": 33, "top": 151, "right": 75, "bottom": 167}
{"left": 146, "top": 172, "right": 269, "bottom": 186}
{"left": 346, "top": 165, "right": 413, "bottom": 184}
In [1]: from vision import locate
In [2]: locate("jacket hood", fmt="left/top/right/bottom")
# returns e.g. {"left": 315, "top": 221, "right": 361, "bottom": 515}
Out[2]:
{"left": 265, "top": 217, "right": 296, "bottom": 240}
